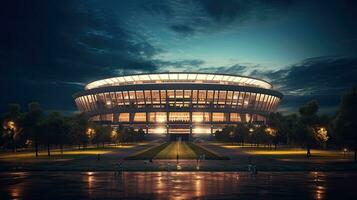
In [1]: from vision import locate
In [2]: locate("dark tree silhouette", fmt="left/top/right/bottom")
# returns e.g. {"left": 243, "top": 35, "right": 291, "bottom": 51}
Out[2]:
{"left": 23, "top": 102, "right": 43, "bottom": 157}
{"left": 334, "top": 87, "right": 357, "bottom": 161}
{"left": 298, "top": 100, "right": 319, "bottom": 158}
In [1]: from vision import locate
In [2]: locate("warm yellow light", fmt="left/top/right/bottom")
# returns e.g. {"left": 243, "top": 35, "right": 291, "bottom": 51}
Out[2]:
{"left": 156, "top": 116, "right": 166, "bottom": 123}
{"left": 86, "top": 128, "right": 95, "bottom": 138}
{"left": 152, "top": 127, "right": 166, "bottom": 134}
{"left": 315, "top": 126, "right": 328, "bottom": 142}
{"left": 6, "top": 121, "right": 16, "bottom": 131}
{"left": 192, "top": 127, "right": 211, "bottom": 134}
{"left": 111, "top": 130, "right": 117, "bottom": 138}
{"left": 265, "top": 127, "right": 277, "bottom": 137}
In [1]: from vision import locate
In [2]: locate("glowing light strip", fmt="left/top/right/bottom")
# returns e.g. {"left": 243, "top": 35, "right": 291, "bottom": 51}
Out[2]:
{"left": 85, "top": 73, "right": 272, "bottom": 90}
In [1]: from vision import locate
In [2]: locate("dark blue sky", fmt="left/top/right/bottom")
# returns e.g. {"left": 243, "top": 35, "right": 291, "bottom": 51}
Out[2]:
{"left": 1, "top": 0, "right": 356, "bottom": 115}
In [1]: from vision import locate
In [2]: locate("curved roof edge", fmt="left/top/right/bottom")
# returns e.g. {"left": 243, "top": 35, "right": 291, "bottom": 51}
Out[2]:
{"left": 85, "top": 72, "right": 273, "bottom": 90}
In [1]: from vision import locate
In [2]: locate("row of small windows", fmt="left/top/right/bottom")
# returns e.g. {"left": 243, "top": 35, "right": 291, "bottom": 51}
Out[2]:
{"left": 91, "top": 112, "right": 266, "bottom": 123}
{"left": 75, "top": 90, "right": 280, "bottom": 113}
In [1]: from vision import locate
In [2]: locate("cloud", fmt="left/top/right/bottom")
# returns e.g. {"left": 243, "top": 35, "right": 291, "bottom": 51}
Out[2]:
{"left": 0, "top": 1, "right": 164, "bottom": 113}
{"left": 154, "top": 59, "right": 205, "bottom": 71}
{"left": 195, "top": 64, "right": 248, "bottom": 74}
{"left": 142, "top": 0, "right": 295, "bottom": 35}
{"left": 0, "top": 1, "right": 161, "bottom": 84}
{"left": 250, "top": 56, "right": 357, "bottom": 114}
{"left": 169, "top": 24, "right": 196, "bottom": 36}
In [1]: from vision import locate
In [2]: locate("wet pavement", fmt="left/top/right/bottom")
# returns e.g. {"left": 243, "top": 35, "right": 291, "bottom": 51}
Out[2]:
{"left": 1, "top": 171, "right": 357, "bottom": 199}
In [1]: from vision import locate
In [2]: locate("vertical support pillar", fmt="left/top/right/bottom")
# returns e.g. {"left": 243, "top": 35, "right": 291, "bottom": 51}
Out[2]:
{"left": 129, "top": 112, "right": 134, "bottom": 124}
{"left": 189, "top": 111, "right": 192, "bottom": 135}
{"left": 113, "top": 113, "right": 119, "bottom": 123}
{"left": 225, "top": 112, "right": 230, "bottom": 123}
{"left": 146, "top": 111, "right": 149, "bottom": 133}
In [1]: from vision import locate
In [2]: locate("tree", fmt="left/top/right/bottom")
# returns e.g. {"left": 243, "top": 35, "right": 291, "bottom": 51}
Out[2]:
{"left": 234, "top": 123, "right": 250, "bottom": 145}
{"left": 2, "top": 104, "right": 23, "bottom": 152}
{"left": 334, "top": 87, "right": 357, "bottom": 161}
{"left": 298, "top": 100, "right": 320, "bottom": 158}
{"left": 92, "top": 125, "right": 111, "bottom": 147}
{"left": 69, "top": 113, "right": 89, "bottom": 149}
{"left": 23, "top": 102, "right": 43, "bottom": 157}
{"left": 266, "top": 112, "right": 288, "bottom": 149}
{"left": 252, "top": 125, "right": 267, "bottom": 147}
{"left": 284, "top": 114, "right": 299, "bottom": 145}
{"left": 42, "top": 112, "right": 69, "bottom": 157}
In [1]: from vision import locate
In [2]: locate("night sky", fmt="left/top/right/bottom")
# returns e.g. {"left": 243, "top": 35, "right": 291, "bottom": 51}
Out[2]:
{"left": 1, "top": 0, "right": 356, "bottom": 115}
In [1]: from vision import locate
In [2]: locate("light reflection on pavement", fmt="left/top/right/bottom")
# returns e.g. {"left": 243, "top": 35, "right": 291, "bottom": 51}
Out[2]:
{"left": 1, "top": 171, "right": 357, "bottom": 199}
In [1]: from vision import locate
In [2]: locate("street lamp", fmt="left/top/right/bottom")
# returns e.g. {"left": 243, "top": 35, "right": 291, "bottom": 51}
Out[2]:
{"left": 86, "top": 128, "right": 95, "bottom": 139}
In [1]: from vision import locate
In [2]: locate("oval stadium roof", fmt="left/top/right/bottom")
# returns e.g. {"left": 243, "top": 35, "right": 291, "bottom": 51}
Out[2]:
{"left": 85, "top": 72, "right": 273, "bottom": 90}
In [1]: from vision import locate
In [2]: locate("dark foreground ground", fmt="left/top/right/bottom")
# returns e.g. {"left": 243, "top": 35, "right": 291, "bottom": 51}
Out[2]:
{"left": 1, "top": 171, "right": 357, "bottom": 199}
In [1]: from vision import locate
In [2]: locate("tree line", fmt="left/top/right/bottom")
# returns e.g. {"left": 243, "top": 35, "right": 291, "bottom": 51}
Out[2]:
{"left": 214, "top": 88, "right": 357, "bottom": 160}
{"left": 0, "top": 102, "right": 146, "bottom": 157}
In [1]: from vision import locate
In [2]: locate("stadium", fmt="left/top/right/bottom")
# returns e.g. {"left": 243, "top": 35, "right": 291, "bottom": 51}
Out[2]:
{"left": 73, "top": 72, "right": 283, "bottom": 139}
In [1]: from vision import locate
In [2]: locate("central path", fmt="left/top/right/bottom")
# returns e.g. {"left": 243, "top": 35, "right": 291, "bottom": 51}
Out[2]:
{"left": 155, "top": 141, "right": 197, "bottom": 159}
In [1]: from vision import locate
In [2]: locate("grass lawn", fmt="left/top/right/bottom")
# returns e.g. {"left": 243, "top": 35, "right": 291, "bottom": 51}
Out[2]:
{"left": 155, "top": 142, "right": 197, "bottom": 159}
{"left": 220, "top": 144, "right": 354, "bottom": 161}
{"left": 126, "top": 141, "right": 228, "bottom": 160}
{"left": 0, "top": 145, "right": 135, "bottom": 161}
{"left": 125, "top": 142, "right": 170, "bottom": 160}
{"left": 187, "top": 142, "right": 229, "bottom": 160}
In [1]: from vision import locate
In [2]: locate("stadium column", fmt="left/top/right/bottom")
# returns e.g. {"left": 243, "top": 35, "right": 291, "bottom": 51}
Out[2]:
{"left": 166, "top": 111, "right": 169, "bottom": 134}
{"left": 209, "top": 111, "right": 213, "bottom": 134}
{"left": 189, "top": 111, "right": 192, "bottom": 135}
{"left": 129, "top": 112, "right": 134, "bottom": 124}
{"left": 145, "top": 111, "right": 149, "bottom": 134}
{"left": 225, "top": 112, "right": 230, "bottom": 123}
{"left": 113, "top": 113, "right": 119, "bottom": 123}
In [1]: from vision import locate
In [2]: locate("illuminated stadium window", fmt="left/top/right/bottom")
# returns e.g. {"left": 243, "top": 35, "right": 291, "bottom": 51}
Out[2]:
{"left": 243, "top": 92, "right": 250, "bottom": 109}
{"left": 115, "top": 92, "right": 124, "bottom": 106}
{"left": 129, "top": 91, "right": 136, "bottom": 103}
{"left": 160, "top": 90, "right": 166, "bottom": 104}
{"left": 119, "top": 113, "right": 129, "bottom": 122}
{"left": 149, "top": 112, "right": 167, "bottom": 123}
{"left": 152, "top": 90, "right": 160, "bottom": 104}
{"left": 226, "top": 91, "right": 233, "bottom": 106}
{"left": 207, "top": 90, "right": 214, "bottom": 104}
{"left": 144, "top": 90, "right": 152, "bottom": 105}
{"left": 218, "top": 91, "right": 226, "bottom": 105}
{"left": 122, "top": 91, "right": 130, "bottom": 105}
{"left": 212, "top": 112, "right": 225, "bottom": 122}
{"left": 203, "top": 112, "right": 210, "bottom": 122}
{"left": 245, "top": 114, "right": 251, "bottom": 122}
{"left": 134, "top": 113, "right": 146, "bottom": 122}
{"left": 192, "top": 90, "right": 198, "bottom": 106}
{"left": 198, "top": 90, "right": 206, "bottom": 104}
{"left": 230, "top": 113, "right": 241, "bottom": 122}
{"left": 184, "top": 90, "right": 191, "bottom": 98}
{"left": 192, "top": 112, "right": 204, "bottom": 123}
{"left": 169, "top": 112, "right": 190, "bottom": 122}
{"left": 248, "top": 93, "right": 256, "bottom": 109}
{"left": 135, "top": 91, "right": 145, "bottom": 105}
{"left": 237, "top": 92, "right": 245, "bottom": 108}
{"left": 101, "top": 114, "right": 113, "bottom": 122}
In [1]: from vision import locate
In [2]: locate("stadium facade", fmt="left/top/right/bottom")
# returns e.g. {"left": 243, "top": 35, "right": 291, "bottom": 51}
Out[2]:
{"left": 73, "top": 72, "right": 283, "bottom": 136}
